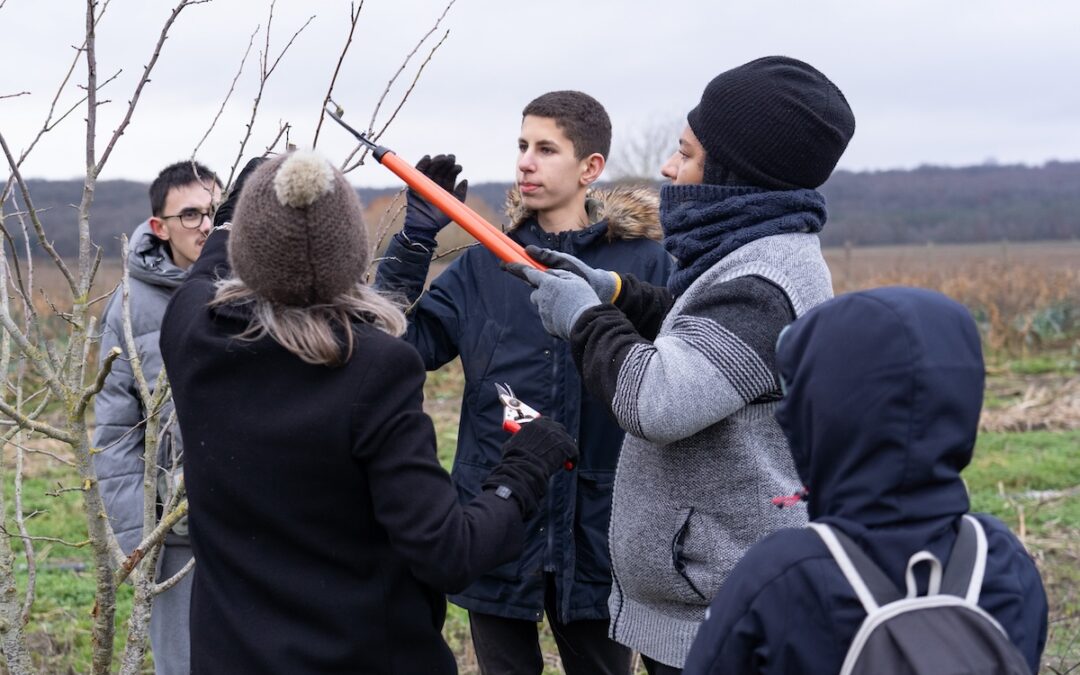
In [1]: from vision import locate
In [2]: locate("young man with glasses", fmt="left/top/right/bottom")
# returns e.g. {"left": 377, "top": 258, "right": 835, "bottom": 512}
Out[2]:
{"left": 94, "top": 161, "right": 221, "bottom": 675}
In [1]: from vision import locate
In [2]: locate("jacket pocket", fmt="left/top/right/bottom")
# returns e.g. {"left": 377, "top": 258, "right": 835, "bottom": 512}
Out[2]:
{"left": 451, "top": 462, "right": 521, "bottom": 582}
{"left": 573, "top": 471, "right": 615, "bottom": 583}
{"left": 670, "top": 506, "right": 719, "bottom": 603}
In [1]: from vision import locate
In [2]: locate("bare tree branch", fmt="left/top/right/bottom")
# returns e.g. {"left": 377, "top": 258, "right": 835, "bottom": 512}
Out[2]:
{"left": 96, "top": 0, "right": 208, "bottom": 172}
{"left": 312, "top": 1, "right": 363, "bottom": 148}
{"left": 225, "top": 2, "right": 315, "bottom": 189}
{"left": 154, "top": 555, "right": 194, "bottom": 595}
{"left": 344, "top": 28, "right": 450, "bottom": 173}
{"left": 113, "top": 499, "right": 188, "bottom": 588}
{"left": 262, "top": 121, "right": 291, "bottom": 156}
{"left": 0, "top": 130, "right": 77, "bottom": 292}
{"left": 0, "top": 526, "right": 91, "bottom": 549}
{"left": 0, "top": 0, "right": 114, "bottom": 206}
{"left": 341, "top": 0, "right": 455, "bottom": 170}
{"left": 192, "top": 24, "right": 260, "bottom": 160}
{"left": 0, "top": 91, "right": 30, "bottom": 100}
{"left": 14, "top": 434, "right": 37, "bottom": 625}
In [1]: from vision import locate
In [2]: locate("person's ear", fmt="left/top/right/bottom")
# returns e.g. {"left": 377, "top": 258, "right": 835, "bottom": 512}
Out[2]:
{"left": 579, "top": 153, "right": 605, "bottom": 187}
{"left": 149, "top": 217, "right": 171, "bottom": 241}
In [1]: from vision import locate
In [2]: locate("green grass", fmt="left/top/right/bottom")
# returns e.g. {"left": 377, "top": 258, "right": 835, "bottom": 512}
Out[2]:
{"left": 3, "top": 466, "right": 149, "bottom": 673}
{"left": 3, "top": 386, "right": 1076, "bottom": 673}
{"left": 965, "top": 431, "right": 1080, "bottom": 673}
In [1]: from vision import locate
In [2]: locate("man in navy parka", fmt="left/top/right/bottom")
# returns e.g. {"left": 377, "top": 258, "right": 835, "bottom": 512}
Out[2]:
{"left": 682, "top": 287, "right": 1048, "bottom": 675}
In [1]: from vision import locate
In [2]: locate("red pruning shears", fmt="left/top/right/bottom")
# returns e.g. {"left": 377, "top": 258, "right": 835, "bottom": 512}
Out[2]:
{"left": 495, "top": 383, "right": 574, "bottom": 470}
{"left": 496, "top": 383, "right": 541, "bottom": 434}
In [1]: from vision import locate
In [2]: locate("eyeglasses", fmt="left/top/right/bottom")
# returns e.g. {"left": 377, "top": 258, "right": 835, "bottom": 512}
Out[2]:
{"left": 161, "top": 207, "right": 214, "bottom": 229}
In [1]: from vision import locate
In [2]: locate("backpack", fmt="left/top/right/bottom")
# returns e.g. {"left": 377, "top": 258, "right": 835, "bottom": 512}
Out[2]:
{"left": 809, "top": 515, "right": 1031, "bottom": 675}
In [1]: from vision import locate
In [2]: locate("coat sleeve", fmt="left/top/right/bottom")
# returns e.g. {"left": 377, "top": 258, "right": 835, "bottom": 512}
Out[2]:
{"left": 571, "top": 275, "right": 794, "bottom": 445}
{"left": 388, "top": 245, "right": 476, "bottom": 372}
{"left": 351, "top": 340, "right": 525, "bottom": 593}
{"left": 974, "top": 514, "right": 1049, "bottom": 674}
{"left": 373, "top": 233, "right": 433, "bottom": 306}
{"left": 92, "top": 292, "right": 148, "bottom": 555}
{"left": 612, "top": 273, "right": 674, "bottom": 341}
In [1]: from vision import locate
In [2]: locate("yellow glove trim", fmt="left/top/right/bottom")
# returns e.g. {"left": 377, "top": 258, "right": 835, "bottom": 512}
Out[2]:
{"left": 608, "top": 272, "right": 622, "bottom": 304}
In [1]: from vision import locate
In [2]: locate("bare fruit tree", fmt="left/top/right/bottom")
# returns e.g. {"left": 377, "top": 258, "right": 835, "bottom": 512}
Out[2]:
{"left": 0, "top": 1, "right": 454, "bottom": 672}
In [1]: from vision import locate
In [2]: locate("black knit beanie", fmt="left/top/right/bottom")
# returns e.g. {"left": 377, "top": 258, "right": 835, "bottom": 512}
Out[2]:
{"left": 687, "top": 56, "right": 855, "bottom": 189}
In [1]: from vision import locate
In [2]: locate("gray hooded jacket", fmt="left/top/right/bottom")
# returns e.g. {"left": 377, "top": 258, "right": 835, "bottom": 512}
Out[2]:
{"left": 93, "top": 221, "right": 186, "bottom": 555}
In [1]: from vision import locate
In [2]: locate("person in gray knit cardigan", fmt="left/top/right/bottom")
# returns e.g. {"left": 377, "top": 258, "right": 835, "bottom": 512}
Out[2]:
{"left": 507, "top": 56, "right": 856, "bottom": 673}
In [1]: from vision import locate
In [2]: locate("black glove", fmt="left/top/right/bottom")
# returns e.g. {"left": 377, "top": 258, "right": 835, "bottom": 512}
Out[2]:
{"left": 213, "top": 156, "right": 268, "bottom": 229}
{"left": 400, "top": 154, "right": 468, "bottom": 249}
{"left": 482, "top": 418, "right": 579, "bottom": 519}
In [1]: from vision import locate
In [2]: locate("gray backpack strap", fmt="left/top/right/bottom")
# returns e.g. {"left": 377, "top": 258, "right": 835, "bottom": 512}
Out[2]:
{"left": 940, "top": 515, "right": 989, "bottom": 603}
{"left": 809, "top": 523, "right": 903, "bottom": 612}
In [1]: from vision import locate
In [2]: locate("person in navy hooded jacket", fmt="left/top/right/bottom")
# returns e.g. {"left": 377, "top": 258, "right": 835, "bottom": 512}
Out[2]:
{"left": 682, "top": 287, "right": 1048, "bottom": 675}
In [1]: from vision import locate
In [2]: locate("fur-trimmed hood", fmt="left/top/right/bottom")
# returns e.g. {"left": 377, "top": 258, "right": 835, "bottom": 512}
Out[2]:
{"left": 504, "top": 185, "right": 662, "bottom": 242}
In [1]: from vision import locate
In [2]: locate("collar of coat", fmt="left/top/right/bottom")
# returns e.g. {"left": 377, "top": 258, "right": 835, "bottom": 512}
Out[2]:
{"left": 503, "top": 184, "right": 662, "bottom": 242}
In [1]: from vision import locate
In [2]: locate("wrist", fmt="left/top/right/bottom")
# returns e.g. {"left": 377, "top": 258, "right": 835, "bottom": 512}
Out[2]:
{"left": 396, "top": 230, "right": 435, "bottom": 252}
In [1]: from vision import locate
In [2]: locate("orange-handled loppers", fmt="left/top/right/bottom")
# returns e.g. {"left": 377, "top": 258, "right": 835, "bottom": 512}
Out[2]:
{"left": 324, "top": 100, "right": 545, "bottom": 271}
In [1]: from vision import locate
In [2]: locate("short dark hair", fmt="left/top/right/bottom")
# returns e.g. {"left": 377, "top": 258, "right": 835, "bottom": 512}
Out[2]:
{"left": 149, "top": 161, "right": 221, "bottom": 216}
{"left": 522, "top": 91, "right": 611, "bottom": 160}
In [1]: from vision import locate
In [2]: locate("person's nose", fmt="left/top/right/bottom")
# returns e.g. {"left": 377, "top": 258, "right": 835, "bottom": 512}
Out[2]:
{"left": 198, "top": 212, "right": 213, "bottom": 235}
{"left": 518, "top": 151, "right": 535, "bottom": 174}
{"left": 660, "top": 151, "right": 679, "bottom": 181}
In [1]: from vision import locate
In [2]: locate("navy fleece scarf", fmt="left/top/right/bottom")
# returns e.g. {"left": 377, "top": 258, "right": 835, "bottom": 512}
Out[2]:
{"left": 660, "top": 184, "right": 827, "bottom": 297}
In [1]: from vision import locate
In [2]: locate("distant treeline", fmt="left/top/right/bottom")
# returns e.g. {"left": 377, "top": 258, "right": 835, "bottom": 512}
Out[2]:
{"left": 12, "top": 161, "right": 1080, "bottom": 258}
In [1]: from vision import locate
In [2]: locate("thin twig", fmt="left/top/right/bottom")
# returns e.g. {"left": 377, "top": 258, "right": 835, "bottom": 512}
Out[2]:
{"left": 0, "top": 130, "right": 76, "bottom": 293}
{"left": 96, "top": 0, "right": 206, "bottom": 173}
{"left": 0, "top": 527, "right": 90, "bottom": 549}
{"left": 432, "top": 242, "right": 479, "bottom": 260}
{"left": 262, "top": 121, "right": 291, "bottom": 156}
{"left": 225, "top": 3, "right": 315, "bottom": 189}
{"left": 0, "top": 389, "right": 76, "bottom": 445}
{"left": 0, "top": 91, "right": 30, "bottom": 100}
{"left": 341, "top": 0, "right": 454, "bottom": 170}
{"left": 154, "top": 556, "right": 194, "bottom": 595}
{"left": 14, "top": 432, "right": 37, "bottom": 624}
{"left": 113, "top": 499, "right": 188, "bottom": 587}
{"left": 10, "top": 444, "right": 76, "bottom": 469}
{"left": 369, "top": 29, "right": 450, "bottom": 145}
{"left": 192, "top": 25, "right": 260, "bottom": 160}
{"left": 312, "top": 1, "right": 363, "bottom": 148}
{"left": 344, "top": 29, "right": 450, "bottom": 173}
{"left": 370, "top": 189, "right": 406, "bottom": 259}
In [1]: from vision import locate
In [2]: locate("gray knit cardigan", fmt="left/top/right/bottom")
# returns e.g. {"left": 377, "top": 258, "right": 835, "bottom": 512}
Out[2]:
{"left": 604, "top": 233, "right": 834, "bottom": 667}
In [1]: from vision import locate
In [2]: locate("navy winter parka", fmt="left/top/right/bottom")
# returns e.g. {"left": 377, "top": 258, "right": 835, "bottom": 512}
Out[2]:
{"left": 683, "top": 287, "right": 1048, "bottom": 675}
{"left": 375, "top": 187, "right": 672, "bottom": 622}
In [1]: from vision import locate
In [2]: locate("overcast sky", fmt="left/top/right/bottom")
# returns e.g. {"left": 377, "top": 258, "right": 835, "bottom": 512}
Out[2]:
{"left": 2, "top": 0, "right": 1079, "bottom": 188}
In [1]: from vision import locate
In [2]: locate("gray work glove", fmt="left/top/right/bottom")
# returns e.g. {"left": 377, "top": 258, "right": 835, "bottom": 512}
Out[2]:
{"left": 523, "top": 245, "right": 622, "bottom": 303}
{"left": 504, "top": 264, "right": 601, "bottom": 340}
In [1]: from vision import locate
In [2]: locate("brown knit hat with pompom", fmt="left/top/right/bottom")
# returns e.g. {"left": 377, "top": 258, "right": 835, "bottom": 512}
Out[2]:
{"left": 228, "top": 150, "right": 369, "bottom": 306}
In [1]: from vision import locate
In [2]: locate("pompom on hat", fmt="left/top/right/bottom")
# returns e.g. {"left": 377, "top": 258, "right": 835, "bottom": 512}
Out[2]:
{"left": 228, "top": 150, "right": 369, "bottom": 306}
{"left": 687, "top": 56, "right": 856, "bottom": 189}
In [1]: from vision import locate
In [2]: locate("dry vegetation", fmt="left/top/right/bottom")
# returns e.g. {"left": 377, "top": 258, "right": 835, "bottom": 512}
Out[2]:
{"left": 827, "top": 240, "right": 1080, "bottom": 353}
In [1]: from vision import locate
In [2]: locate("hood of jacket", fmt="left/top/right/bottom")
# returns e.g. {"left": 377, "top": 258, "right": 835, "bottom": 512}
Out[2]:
{"left": 774, "top": 287, "right": 984, "bottom": 570}
{"left": 127, "top": 220, "right": 187, "bottom": 289}
{"left": 504, "top": 184, "right": 662, "bottom": 242}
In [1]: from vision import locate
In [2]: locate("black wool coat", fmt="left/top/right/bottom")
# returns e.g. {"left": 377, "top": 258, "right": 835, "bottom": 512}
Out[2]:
{"left": 160, "top": 231, "right": 526, "bottom": 674}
